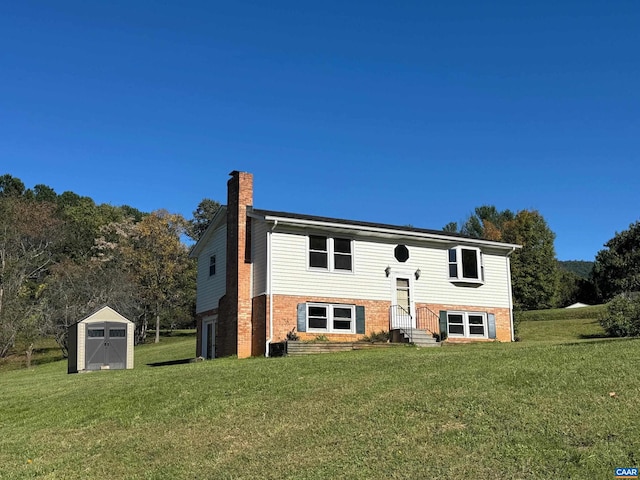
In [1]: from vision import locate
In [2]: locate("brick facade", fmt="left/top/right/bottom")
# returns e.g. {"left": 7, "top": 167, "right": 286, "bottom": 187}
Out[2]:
{"left": 267, "top": 295, "right": 512, "bottom": 344}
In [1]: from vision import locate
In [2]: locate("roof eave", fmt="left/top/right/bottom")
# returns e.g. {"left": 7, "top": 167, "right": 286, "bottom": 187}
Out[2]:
{"left": 251, "top": 211, "right": 521, "bottom": 250}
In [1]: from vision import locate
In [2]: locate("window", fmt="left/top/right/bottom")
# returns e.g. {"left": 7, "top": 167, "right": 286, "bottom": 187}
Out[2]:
{"left": 447, "top": 312, "right": 487, "bottom": 338}
{"left": 309, "top": 236, "right": 328, "bottom": 268}
{"left": 448, "top": 246, "right": 483, "bottom": 282}
{"left": 109, "top": 328, "right": 126, "bottom": 338}
{"left": 307, "top": 304, "right": 355, "bottom": 333}
{"left": 209, "top": 255, "right": 216, "bottom": 276}
{"left": 308, "top": 236, "right": 353, "bottom": 272}
{"left": 333, "top": 238, "right": 352, "bottom": 271}
{"left": 394, "top": 245, "right": 409, "bottom": 262}
{"left": 87, "top": 328, "right": 105, "bottom": 338}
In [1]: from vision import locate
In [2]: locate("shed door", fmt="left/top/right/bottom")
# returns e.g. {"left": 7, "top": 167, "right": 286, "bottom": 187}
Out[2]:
{"left": 85, "top": 322, "right": 128, "bottom": 370}
{"left": 86, "top": 325, "right": 106, "bottom": 370}
{"left": 106, "top": 322, "right": 127, "bottom": 369}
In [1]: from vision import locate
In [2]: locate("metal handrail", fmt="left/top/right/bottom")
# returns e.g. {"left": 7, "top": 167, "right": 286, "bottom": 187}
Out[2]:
{"left": 389, "top": 305, "right": 413, "bottom": 342}
{"left": 415, "top": 306, "right": 440, "bottom": 337}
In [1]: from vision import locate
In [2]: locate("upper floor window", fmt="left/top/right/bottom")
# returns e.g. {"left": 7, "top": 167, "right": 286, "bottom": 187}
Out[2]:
{"left": 448, "top": 246, "right": 483, "bottom": 283}
{"left": 209, "top": 255, "right": 216, "bottom": 276}
{"left": 308, "top": 235, "right": 353, "bottom": 272}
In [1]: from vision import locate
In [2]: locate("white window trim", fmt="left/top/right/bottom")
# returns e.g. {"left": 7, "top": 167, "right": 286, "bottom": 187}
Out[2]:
{"left": 307, "top": 235, "right": 354, "bottom": 273}
{"left": 448, "top": 246, "right": 484, "bottom": 284}
{"left": 306, "top": 303, "right": 356, "bottom": 334}
{"left": 447, "top": 311, "right": 488, "bottom": 339}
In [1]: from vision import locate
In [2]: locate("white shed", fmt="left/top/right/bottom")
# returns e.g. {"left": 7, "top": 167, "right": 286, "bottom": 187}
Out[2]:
{"left": 67, "top": 306, "right": 135, "bottom": 374}
{"left": 565, "top": 302, "right": 591, "bottom": 309}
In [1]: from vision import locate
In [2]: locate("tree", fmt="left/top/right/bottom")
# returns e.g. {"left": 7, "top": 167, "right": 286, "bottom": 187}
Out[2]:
{"left": 0, "top": 174, "right": 26, "bottom": 198}
{"left": 503, "top": 210, "right": 557, "bottom": 310}
{"left": 448, "top": 205, "right": 558, "bottom": 310}
{"left": 41, "top": 259, "right": 139, "bottom": 356}
{"left": 32, "top": 184, "right": 57, "bottom": 203}
{"left": 187, "top": 198, "right": 221, "bottom": 242}
{"left": 442, "top": 222, "right": 459, "bottom": 233}
{"left": 592, "top": 221, "right": 640, "bottom": 301}
{"left": 99, "top": 211, "right": 194, "bottom": 343}
{"left": 460, "top": 205, "right": 515, "bottom": 241}
{"left": 0, "top": 197, "right": 61, "bottom": 357}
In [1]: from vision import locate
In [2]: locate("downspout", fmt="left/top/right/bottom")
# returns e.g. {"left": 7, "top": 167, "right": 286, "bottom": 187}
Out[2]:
{"left": 265, "top": 220, "right": 278, "bottom": 357}
{"left": 506, "top": 247, "right": 516, "bottom": 342}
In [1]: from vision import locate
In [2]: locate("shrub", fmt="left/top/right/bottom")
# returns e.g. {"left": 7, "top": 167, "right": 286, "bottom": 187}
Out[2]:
{"left": 285, "top": 328, "right": 299, "bottom": 341}
{"left": 360, "top": 330, "right": 390, "bottom": 343}
{"left": 599, "top": 294, "right": 640, "bottom": 337}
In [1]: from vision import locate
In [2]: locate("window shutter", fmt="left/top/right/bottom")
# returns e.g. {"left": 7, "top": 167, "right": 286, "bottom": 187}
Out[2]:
{"left": 439, "top": 311, "right": 448, "bottom": 340}
{"left": 356, "top": 306, "right": 365, "bottom": 334}
{"left": 297, "top": 304, "right": 307, "bottom": 333}
{"left": 487, "top": 313, "right": 496, "bottom": 339}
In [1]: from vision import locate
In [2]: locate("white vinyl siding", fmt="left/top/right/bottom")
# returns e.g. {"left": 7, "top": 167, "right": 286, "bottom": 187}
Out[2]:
{"left": 252, "top": 219, "right": 268, "bottom": 296}
{"left": 270, "top": 230, "right": 511, "bottom": 308}
{"left": 195, "top": 225, "right": 227, "bottom": 314}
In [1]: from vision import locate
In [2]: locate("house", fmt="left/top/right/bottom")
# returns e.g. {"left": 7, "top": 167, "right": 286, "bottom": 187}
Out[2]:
{"left": 190, "top": 171, "right": 521, "bottom": 359}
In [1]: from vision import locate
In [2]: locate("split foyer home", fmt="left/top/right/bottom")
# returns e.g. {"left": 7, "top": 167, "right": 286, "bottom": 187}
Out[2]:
{"left": 190, "top": 171, "right": 520, "bottom": 359}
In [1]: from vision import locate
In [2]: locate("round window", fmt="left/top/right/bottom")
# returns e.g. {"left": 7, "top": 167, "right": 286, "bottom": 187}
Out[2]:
{"left": 394, "top": 245, "right": 409, "bottom": 262}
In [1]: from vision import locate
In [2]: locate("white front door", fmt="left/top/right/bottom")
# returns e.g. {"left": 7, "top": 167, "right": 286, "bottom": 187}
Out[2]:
{"left": 392, "top": 276, "right": 414, "bottom": 329}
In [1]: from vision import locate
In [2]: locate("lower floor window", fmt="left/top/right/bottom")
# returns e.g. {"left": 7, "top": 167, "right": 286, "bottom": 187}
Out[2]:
{"left": 307, "top": 304, "right": 355, "bottom": 333}
{"left": 447, "top": 311, "right": 487, "bottom": 338}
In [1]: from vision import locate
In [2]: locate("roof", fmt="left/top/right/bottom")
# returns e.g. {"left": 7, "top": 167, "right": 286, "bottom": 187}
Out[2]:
{"left": 190, "top": 205, "right": 521, "bottom": 257}
{"left": 249, "top": 208, "right": 521, "bottom": 250}
{"left": 74, "top": 305, "right": 133, "bottom": 325}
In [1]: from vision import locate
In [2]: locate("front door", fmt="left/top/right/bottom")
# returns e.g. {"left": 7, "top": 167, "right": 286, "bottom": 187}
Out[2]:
{"left": 391, "top": 277, "right": 414, "bottom": 329}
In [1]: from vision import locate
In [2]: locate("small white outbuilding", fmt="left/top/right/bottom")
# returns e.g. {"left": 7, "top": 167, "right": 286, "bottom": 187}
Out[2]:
{"left": 565, "top": 302, "right": 591, "bottom": 309}
{"left": 67, "top": 306, "right": 135, "bottom": 374}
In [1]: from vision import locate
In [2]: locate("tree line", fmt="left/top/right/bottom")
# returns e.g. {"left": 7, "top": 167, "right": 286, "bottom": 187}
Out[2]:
{"left": 0, "top": 174, "right": 218, "bottom": 363}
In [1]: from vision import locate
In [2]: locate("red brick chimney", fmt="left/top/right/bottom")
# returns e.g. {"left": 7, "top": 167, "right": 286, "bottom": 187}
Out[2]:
{"left": 224, "top": 171, "right": 253, "bottom": 358}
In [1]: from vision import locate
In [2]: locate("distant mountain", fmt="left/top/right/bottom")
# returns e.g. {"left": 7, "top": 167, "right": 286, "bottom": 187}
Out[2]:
{"left": 558, "top": 260, "right": 594, "bottom": 279}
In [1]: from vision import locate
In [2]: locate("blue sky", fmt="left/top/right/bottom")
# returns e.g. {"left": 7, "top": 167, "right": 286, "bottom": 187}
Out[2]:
{"left": 2, "top": 1, "right": 638, "bottom": 260}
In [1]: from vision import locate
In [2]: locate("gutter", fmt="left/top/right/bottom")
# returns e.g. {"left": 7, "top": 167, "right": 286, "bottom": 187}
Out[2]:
{"left": 265, "top": 220, "right": 278, "bottom": 357}
{"left": 255, "top": 213, "right": 520, "bottom": 251}
{"left": 506, "top": 246, "right": 516, "bottom": 342}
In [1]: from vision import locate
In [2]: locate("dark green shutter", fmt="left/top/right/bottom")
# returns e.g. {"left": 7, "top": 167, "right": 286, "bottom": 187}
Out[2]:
{"left": 487, "top": 313, "right": 496, "bottom": 339}
{"left": 356, "top": 306, "right": 365, "bottom": 334}
{"left": 297, "top": 303, "right": 306, "bottom": 332}
{"left": 439, "top": 311, "right": 448, "bottom": 341}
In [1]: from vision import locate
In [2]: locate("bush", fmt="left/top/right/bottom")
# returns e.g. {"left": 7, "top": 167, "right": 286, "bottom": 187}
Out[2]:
{"left": 359, "top": 330, "right": 390, "bottom": 343}
{"left": 599, "top": 294, "right": 640, "bottom": 337}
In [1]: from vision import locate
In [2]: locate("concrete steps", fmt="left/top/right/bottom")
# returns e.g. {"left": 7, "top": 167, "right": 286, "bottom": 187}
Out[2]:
{"left": 394, "top": 328, "right": 441, "bottom": 347}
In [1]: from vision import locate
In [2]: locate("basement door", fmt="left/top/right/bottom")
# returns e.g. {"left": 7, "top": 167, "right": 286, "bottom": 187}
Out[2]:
{"left": 203, "top": 320, "right": 215, "bottom": 359}
{"left": 85, "top": 323, "right": 127, "bottom": 370}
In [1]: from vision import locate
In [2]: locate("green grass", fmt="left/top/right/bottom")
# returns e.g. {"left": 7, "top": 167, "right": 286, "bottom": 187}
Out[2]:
{"left": 516, "top": 304, "right": 606, "bottom": 322}
{"left": 1, "top": 324, "right": 639, "bottom": 479}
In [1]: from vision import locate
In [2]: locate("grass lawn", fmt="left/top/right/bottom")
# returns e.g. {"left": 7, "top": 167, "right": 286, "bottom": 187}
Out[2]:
{"left": 1, "top": 318, "right": 638, "bottom": 479}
